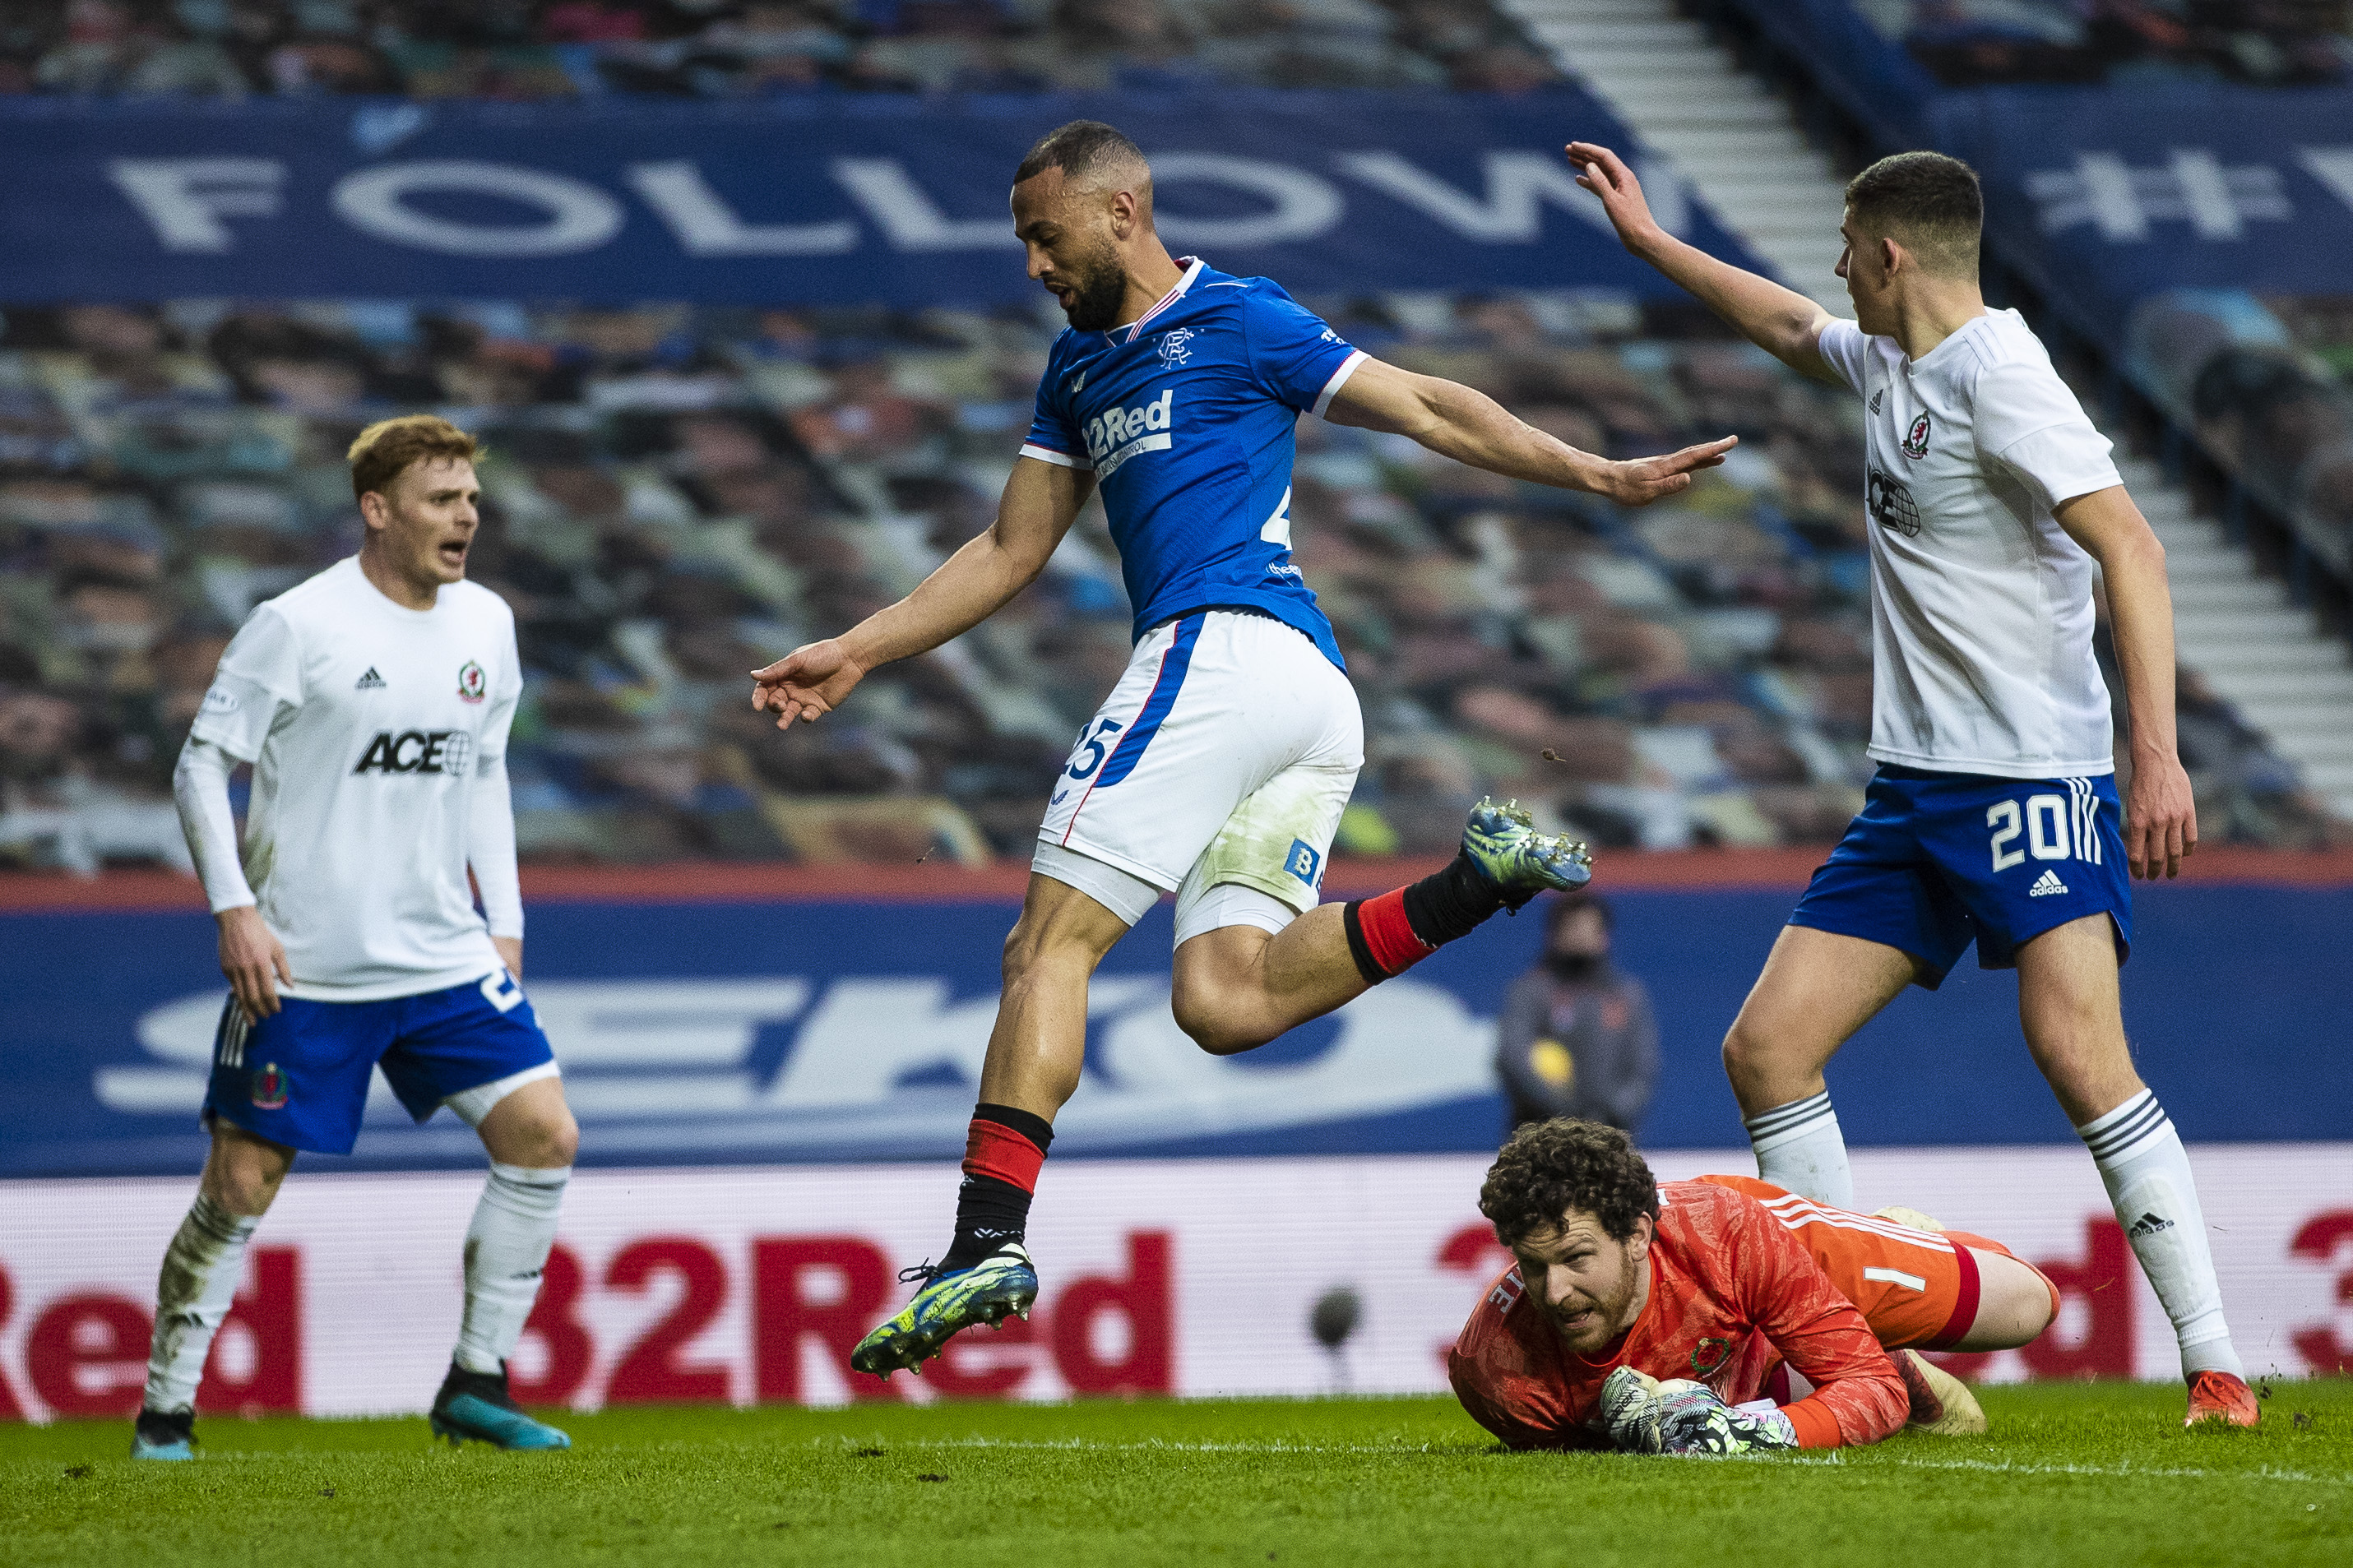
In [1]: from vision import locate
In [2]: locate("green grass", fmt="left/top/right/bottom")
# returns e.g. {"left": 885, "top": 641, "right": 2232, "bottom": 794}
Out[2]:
{"left": 5, "top": 1383, "right": 2351, "bottom": 1566}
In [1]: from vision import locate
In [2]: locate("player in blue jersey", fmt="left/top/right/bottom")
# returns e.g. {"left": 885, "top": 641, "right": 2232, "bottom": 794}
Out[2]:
{"left": 751, "top": 121, "right": 1736, "bottom": 1375}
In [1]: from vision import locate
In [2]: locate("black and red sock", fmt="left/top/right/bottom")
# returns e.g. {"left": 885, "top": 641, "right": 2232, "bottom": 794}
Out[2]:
{"left": 938, "top": 1103, "right": 1054, "bottom": 1274}
{"left": 1341, "top": 853, "right": 1508, "bottom": 984}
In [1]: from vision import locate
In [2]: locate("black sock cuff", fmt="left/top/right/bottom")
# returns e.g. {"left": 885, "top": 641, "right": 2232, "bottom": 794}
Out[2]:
{"left": 1401, "top": 852, "right": 1507, "bottom": 947}
{"left": 1341, "top": 900, "right": 1386, "bottom": 985}
{"left": 974, "top": 1102, "right": 1054, "bottom": 1154}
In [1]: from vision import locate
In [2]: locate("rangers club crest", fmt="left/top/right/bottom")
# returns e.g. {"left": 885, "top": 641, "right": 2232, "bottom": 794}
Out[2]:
{"left": 457, "top": 659, "right": 487, "bottom": 703}
{"left": 250, "top": 1062, "right": 288, "bottom": 1110}
{"left": 1901, "top": 413, "right": 1932, "bottom": 460}
{"left": 1156, "top": 327, "right": 1197, "bottom": 368}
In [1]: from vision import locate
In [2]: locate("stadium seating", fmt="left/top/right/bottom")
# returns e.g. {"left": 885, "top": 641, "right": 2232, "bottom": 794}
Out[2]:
{"left": 2, "top": 288, "right": 2341, "bottom": 873}
{"left": 1855, "top": 1, "right": 2352, "bottom": 89}
{"left": 2126, "top": 289, "right": 2353, "bottom": 580}
{"left": 0, "top": 0, "right": 1561, "bottom": 99}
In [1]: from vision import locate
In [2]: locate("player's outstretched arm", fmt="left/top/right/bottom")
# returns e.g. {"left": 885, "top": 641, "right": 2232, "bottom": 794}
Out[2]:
{"left": 1324, "top": 356, "right": 1735, "bottom": 507}
{"left": 2054, "top": 485, "right": 2196, "bottom": 879}
{"left": 1566, "top": 141, "right": 1840, "bottom": 386}
{"left": 752, "top": 457, "right": 1094, "bottom": 727}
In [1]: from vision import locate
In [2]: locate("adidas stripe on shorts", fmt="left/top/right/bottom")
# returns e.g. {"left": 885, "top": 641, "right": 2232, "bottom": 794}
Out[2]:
{"left": 1788, "top": 763, "right": 2130, "bottom": 986}
{"left": 1035, "top": 608, "right": 1361, "bottom": 937}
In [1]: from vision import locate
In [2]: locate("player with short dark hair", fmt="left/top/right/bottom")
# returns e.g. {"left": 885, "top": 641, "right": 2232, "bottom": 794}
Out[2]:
{"left": 753, "top": 119, "right": 1739, "bottom": 1376}
{"left": 132, "top": 414, "right": 579, "bottom": 1459}
{"left": 1565, "top": 141, "right": 2255, "bottom": 1428}
{"left": 1452, "top": 1120, "right": 2058, "bottom": 1454}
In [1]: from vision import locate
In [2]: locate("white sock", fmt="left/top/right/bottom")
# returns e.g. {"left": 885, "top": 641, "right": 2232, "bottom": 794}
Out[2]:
{"left": 2077, "top": 1089, "right": 2242, "bottom": 1381}
{"left": 143, "top": 1194, "right": 262, "bottom": 1415}
{"left": 1744, "top": 1090, "right": 1855, "bottom": 1210}
{"left": 455, "top": 1163, "right": 571, "bottom": 1375}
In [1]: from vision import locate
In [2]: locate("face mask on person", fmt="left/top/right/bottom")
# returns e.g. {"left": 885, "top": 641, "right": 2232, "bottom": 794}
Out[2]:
{"left": 1545, "top": 952, "right": 1602, "bottom": 983}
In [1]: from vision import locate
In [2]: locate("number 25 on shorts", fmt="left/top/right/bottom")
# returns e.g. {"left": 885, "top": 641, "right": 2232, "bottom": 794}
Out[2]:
{"left": 1065, "top": 718, "right": 1125, "bottom": 782}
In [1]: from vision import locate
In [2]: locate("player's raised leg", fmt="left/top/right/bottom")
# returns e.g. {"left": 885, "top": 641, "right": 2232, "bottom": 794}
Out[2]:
{"left": 428, "top": 1073, "right": 579, "bottom": 1451}
{"left": 1171, "top": 798, "right": 1591, "bottom": 1053}
{"left": 132, "top": 1115, "right": 292, "bottom": 1459}
{"left": 1719, "top": 926, "right": 1924, "bottom": 1210}
{"left": 2014, "top": 914, "right": 2253, "bottom": 1427}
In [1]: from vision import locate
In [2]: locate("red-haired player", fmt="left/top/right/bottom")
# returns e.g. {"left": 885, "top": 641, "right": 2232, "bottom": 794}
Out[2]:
{"left": 1451, "top": 1120, "right": 2057, "bottom": 1454}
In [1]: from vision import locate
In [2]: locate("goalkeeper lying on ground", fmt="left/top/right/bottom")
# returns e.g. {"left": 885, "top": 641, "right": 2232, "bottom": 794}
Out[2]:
{"left": 1450, "top": 1119, "right": 2058, "bottom": 1454}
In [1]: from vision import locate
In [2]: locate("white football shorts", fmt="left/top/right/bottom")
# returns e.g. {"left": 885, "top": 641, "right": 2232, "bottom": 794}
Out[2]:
{"left": 1033, "top": 609, "right": 1363, "bottom": 945}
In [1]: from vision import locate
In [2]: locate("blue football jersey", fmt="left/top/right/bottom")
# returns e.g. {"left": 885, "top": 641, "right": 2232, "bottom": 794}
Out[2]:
{"left": 1021, "top": 258, "right": 1364, "bottom": 669}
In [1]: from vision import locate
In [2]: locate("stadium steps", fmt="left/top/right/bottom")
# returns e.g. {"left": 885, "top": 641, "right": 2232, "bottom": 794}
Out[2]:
{"left": 1504, "top": 0, "right": 2353, "bottom": 824}
{"left": 1497, "top": 0, "right": 1850, "bottom": 312}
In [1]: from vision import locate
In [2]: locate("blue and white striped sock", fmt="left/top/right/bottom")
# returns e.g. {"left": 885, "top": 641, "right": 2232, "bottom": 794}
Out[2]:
{"left": 1744, "top": 1090, "right": 1854, "bottom": 1210}
{"left": 2077, "top": 1089, "right": 2241, "bottom": 1381}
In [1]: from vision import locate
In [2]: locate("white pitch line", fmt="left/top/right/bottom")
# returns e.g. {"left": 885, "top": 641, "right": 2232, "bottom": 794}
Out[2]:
{"left": 1790, "top": 1454, "right": 2351, "bottom": 1486}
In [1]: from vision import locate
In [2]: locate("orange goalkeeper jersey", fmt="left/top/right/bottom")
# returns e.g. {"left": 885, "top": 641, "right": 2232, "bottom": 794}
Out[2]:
{"left": 1448, "top": 1177, "right": 1912, "bottom": 1450}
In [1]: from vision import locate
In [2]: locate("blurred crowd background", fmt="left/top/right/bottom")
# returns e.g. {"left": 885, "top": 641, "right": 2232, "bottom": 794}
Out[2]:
{"left": 0, "top": 0, "right": 1562, "bottom": 99}
{"left": 1856, "top": 1, "right": 2353, "bottom": 87}
{"left": 1, "top": 0, "right": 2346, "bottom": 873}
{"left": 4, "top": 284, "right": 2344, "bottom": 873}
{"left": 2129, "top": 289, "right": 2353, "bottom": 586}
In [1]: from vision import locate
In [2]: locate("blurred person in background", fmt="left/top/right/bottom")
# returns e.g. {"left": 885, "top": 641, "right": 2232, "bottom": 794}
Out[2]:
{"left": 1494, "top": 891, "right": 1656, "bottom": 1137}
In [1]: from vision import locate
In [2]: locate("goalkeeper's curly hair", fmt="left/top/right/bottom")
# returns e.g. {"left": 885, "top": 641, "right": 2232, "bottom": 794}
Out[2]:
{"left": 1479, "top": 1118, "right": 1661, "bottom": 1246}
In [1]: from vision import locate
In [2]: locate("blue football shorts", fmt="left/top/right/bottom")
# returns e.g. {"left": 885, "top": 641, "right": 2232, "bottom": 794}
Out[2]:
{"left": 1788, "top": 764, "right": 2130, "bottom": 988}
{"left": 204, "top": 969, "right": 556, "bottom": 1154}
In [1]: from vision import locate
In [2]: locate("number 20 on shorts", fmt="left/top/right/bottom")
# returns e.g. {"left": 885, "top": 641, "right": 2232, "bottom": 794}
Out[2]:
{"left": 1987, "top": 793, "right": 2086, "bottom": 872}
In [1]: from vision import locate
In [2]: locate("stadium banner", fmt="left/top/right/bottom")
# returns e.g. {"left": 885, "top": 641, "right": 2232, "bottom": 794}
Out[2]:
{"left": 2, "top": 1145, "right": 2348, "bottom": 1422}
{"left": 5, "top": 875, "right": 2353, "bottom": 1177}
{"left": 1929, "top": 86, "right": 2353, "bottom": 338}
{"left": 1709, "top": 3, "right": 2353, "bottom": 336}
{"left": 0, "top": 90, "right": 1765, "bottom": 307}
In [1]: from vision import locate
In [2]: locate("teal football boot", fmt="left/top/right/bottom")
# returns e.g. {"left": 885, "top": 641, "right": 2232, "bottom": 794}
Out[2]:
{"left": 130, "top": 1408, "right": 196, "bottom": 1461}
{"left": 1461, "top": 797, "right": 1593, "bottom": 906}
{"left": 850, "top": 1244, "right": 1039, "bottom": 1377}
{"left": 428, "top": 1363, "right": 571, "bottom": 1451}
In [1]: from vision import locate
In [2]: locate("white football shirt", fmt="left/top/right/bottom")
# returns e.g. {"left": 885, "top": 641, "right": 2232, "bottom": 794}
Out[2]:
{"left": 1817, "top": 308, "right": 2124, "bottom": 779}
{"left": 188, "top": 557, "right": 522, "bottom": 1000}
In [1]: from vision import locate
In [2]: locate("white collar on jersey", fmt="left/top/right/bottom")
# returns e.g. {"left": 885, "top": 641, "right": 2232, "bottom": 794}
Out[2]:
{"left": 1119, "top": 256, "right": 1207, "bottom": 345}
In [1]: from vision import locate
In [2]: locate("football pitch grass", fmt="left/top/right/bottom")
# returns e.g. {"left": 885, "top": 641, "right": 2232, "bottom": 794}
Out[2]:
{"left": 6, "top": 1381, "right": 2351, "bottom": 1566}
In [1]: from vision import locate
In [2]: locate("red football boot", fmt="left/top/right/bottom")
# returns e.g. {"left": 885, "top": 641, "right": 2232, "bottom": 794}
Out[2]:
{"left": 2184, "top": 1370, "right": 2260, "bottom": 1428}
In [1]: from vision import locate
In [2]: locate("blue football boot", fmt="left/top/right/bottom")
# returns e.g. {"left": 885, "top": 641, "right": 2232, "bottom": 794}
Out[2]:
{"left": 1461, "top": 797, "right": 1593, "bottom": 906}
{"left": 850, "top": 1244, "right": 1039, "bottom": 1377}
{"left": 428, "top": 1363, "right": 571, "bottom": 1451}
{"left": 130, "top": 1407, "right": 196, "bottom": 1461}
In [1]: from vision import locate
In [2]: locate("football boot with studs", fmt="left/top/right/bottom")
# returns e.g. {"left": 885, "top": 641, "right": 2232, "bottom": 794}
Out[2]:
{"left": 428, "top": 1362, "right": 572, "bottom": 1451}
{"left": 1461, "top": 798, "right": 1593, "bottom": 906}
{"left": 850, "top": 1243, "right": 1039, "bottom": 1377}
{"left": 130, "top": 1406, "right": 196, "bottom": 1461}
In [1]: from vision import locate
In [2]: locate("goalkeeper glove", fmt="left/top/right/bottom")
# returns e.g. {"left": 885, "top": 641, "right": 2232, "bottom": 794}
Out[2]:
{"left": 1599, "top": 1367, "right": 1666, "bottom": 1455}
{"left": 1656, "top": 1381, "right": 1799, "bottom": 1456}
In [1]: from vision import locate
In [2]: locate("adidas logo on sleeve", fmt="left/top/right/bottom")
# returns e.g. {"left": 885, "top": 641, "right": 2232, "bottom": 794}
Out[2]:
{"left": 355, "top": 667, "right": 387, "bottom": 690}
{"left": 2028, "top": 869, "right": 2068, "bottom": 897}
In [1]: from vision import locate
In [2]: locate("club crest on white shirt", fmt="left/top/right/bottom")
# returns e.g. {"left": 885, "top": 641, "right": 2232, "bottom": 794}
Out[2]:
{"left": 457, "top": 659, "right": 487, "bottom": 703}
{"left": 1901, "top": 413, "right": 1932, "bottom": 460}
